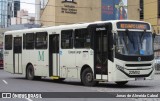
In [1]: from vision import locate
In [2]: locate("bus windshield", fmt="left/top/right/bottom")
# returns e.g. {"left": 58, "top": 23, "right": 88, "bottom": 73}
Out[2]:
{"left": 116, "top": 31, "right": 153, "bottom": 56}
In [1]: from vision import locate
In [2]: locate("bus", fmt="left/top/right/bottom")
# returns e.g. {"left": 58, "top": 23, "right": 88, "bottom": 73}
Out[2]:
{"left": 4, "top": 20, "right": 155, "bottom": 86}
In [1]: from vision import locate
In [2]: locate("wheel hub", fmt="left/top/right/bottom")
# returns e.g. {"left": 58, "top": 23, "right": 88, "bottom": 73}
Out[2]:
{"left": 86, "top": 73, "right": 92, "bottom": 82}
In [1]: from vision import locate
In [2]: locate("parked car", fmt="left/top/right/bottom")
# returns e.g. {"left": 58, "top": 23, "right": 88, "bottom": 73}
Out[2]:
{"left": 155, "top": 56, "right": 160, "bottom": 71}
{"left": 0, "top": 48, "right": 3, "bottom": 69}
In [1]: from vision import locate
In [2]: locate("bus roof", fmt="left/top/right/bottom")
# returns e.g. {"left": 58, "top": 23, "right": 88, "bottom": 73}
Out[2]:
{"left": 4, "top": 20, "right": 151, "bottom": 35}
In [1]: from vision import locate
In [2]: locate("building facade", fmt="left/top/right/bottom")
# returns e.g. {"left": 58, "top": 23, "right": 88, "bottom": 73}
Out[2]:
{"left": 7, "top": 0, "right": 20, "bottom": 26}
{"left": 36, "top": 0, "right": 140, "bottom": 27}
{"left": 0, "top": 0, "right": 20, "bottom": 28}
{"left": 11, "top": 9, "right": 35, "bottom": 25}
{"left": 0, "top": 0, "right": 7, "bottom": 28}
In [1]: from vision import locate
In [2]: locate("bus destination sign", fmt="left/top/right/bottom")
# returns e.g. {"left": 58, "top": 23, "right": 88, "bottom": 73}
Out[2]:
{"left": 117, "top": 22, "right": 150, "bottom": 30}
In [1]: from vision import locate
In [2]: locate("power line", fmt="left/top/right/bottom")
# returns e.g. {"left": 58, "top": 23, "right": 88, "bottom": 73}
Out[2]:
{"left": 0, "top": 0, "right": 158, "bottom": 9}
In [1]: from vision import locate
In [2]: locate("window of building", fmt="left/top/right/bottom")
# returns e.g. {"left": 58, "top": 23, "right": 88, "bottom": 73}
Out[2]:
{"left": 74, "top": 28, "right": 91, "bottom": 48}
{"left": 140, "top": 0, "right": 144, "bottom": 19}
{"left": 5, "top": 35, "right": 12, "bottom": 50}
{"left": 35, "top": 32, "right": 48, "bottom": 49}
{"left": 14, "top": 1, "right": 19, "bottom": 17}
{"left": 40, "top": 0, "right": 48, "bottom": 9}
{"left": 26, "top": 33, "right": 34, "bottom": 49}
{"left": 61, "top": 30, "right": 73, "bottom": 49}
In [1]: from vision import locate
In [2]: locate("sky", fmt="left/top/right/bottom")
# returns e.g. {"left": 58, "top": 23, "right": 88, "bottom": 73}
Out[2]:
{"left": 20, "top": 0, "right": 35, "bottom": 13}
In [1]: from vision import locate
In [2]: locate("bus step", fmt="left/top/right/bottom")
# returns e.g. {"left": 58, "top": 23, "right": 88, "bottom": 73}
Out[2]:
{"left": 50, "top": 76, "right": 60, "bottom": 79}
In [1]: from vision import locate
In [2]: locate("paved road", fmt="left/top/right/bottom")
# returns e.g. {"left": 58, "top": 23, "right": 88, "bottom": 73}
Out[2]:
{"left": 0, "top": 69, "right": 160, "bottom": 101}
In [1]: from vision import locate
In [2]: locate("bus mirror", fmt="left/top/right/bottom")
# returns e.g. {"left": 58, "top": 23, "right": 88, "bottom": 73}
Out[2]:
{"left": 153, "top": 33, "right": 156, "bottom": 39}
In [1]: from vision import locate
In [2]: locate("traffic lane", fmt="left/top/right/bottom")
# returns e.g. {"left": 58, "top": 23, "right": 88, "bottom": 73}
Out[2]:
{"left": 1, "top": 76, "right": 155, "bottom": 92}
{"left": 90, "top": 75, "right": 160, "bottom": 92}
{"left": 0, "top": 70, "right": 136, "bottom": 101}
{"left": 0, "top": 70, "right": 157, "bottom": 101}
{"left": 0, "top": 69, "right": 159, "bottom": 92}
{"left": 0, "top": 77, "right": 91, "bottom": 92}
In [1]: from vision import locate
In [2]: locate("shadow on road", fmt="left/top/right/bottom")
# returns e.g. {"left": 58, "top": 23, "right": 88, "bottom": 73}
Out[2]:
{"left": 10, "top": 77, "right": 152, "bottom": 89}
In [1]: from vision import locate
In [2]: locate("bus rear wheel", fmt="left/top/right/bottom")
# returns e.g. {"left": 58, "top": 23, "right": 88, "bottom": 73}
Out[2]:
{"left": 81, "top": 68, "right": 97, "bottom": 86}
{"left": 115, "top": 81, "right": 128, "bottom": 86}
{"left": 26, "top": 64, "right": 35, "bottom": 80}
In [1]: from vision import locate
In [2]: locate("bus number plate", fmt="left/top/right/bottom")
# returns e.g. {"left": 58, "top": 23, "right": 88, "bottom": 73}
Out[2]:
{"left": 129, "top": 71, "right": 140, "bottom": 75}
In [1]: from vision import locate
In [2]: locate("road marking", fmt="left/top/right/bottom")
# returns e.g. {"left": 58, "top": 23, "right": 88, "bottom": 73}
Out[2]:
{"left": 2, "top": 80, "right": 8, "bottom": 84}
{"left": 96, "top": 89, "right": 104, "bottom": 92}
{"left": 25, "top": 98, "right": 33, "bottom": 101}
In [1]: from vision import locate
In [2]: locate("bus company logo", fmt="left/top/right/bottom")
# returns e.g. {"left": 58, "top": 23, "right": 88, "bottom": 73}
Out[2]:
{"left": 138, "top": 57, "right": 141, "bottom": 61}
{"left": 2, "top": 93, "right": 11, "bottom": 98}
{"left": 62, "top": 0, "right": 77, "bottom": 4}
{"left": 38, "top": 51, "right": 44, "bottom": 61}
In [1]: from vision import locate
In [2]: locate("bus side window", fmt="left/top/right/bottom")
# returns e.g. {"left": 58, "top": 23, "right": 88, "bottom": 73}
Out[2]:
{"left": 35, "top": 32, "right": 48, "bottom": 49}
{"left": 61, "top": 30, "right": 73, "bottom": 49}
{"left": 26, "top": 33, "right": 34, "bottom": 49}
{"left": 5, "top": 35, "right": 12, "bottom": 50}
{"left": 23, "top": 34, "right": 26, "bottom": 49}
{"left": 74, "top": 28, "right": 90, "bottom": 48}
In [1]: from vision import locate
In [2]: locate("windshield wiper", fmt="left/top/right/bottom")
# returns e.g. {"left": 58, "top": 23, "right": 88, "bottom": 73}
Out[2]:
{"left": 140, "top": 29, "right": 146, "bottom": 48}
{"left": 141, "top": 29, "right": 146, "bottom": 40}
{"left": 123, "top": 29, "right": 129, "bottom": 52}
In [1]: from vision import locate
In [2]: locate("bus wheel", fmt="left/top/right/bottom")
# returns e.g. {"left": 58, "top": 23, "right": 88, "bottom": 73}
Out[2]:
{"left": 115, "top": 81, "right": 128, "bottom": 86}
{"left": 81, "top": 68, "right": 96, "bottom": 86}
{"left": 26, "top": 65, "right": 35, "bottom": 80}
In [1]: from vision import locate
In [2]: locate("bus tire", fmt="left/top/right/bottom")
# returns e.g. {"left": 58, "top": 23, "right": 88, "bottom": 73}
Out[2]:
{"left": 26, "top": 64, "right": 35, "bottom": 80}
{"left": 115, "top": 81, "right": 128, "bottom": 86}
{"left": 81, "top": 68, "right": 96, "bottom": 86}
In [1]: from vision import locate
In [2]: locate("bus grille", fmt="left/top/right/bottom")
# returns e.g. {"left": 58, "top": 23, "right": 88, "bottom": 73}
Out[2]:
{"left": 125, "top": 64, "right": 152, "bottom": 67}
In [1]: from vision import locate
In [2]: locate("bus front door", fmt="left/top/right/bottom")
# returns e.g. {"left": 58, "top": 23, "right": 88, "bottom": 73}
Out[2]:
{"left": 94, "top": 28, "right": 108, "bottom": 79}
{"left": 13, "top": 37, "right": 22, "bottom": 74}
{"left": 49, "top": 34, "right": 59, "bottom": 77}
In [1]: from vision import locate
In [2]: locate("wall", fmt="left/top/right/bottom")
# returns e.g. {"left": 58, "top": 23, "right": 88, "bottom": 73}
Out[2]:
{"left": 127, "top": 0, "right": 140, "bottom": 20}
{"left": 54, "top": 0, "right": 100, "bottom": 26}
{"left": 40, "top": 0, "right": 56, "bottom": 26}
{"left": 144, "top": 0, "right": 158, "bottom": 26}
{"left": 40, "top": 0, "right": 140, "bottom": 26}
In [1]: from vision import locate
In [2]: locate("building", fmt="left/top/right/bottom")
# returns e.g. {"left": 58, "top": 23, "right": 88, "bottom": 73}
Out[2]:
{"left": 7, "top": 23, "right": 40, "bottom": 30}
{"left": 138, "top": 0, "right": 160, "bottom": 34}
{"left": 36, "top": 0, "right": 140, "bottom": 27}
{"left": 7, "top": 0, "right": 20, "bottom": 26}
{"left": 11, "top": 9, "right": 36, "bottom": 25}
{"left": 0, "top": 0, "right": 7, "bottom": 28}
{"left": 0, "top": 0, "right": 20, "bottom": 28}
{"left": 8, "top": 9, "right": 40, "bottom": 30}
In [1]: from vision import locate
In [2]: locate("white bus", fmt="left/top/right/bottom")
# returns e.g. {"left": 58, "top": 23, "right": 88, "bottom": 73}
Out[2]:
{"left": 4, "top": 20, "right": 155, "bottom": 86}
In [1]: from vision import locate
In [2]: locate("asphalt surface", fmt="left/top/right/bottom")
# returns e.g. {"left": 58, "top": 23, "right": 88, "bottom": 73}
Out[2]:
{"left": 0, "top": 69, "right": 160, "bottom": 101}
